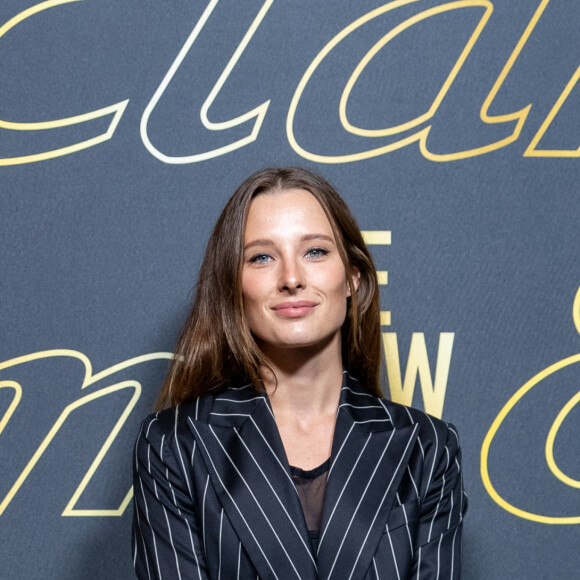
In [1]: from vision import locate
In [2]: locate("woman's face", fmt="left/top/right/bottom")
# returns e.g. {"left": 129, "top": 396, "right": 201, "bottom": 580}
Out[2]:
{"left": 241, "top": 188, "right": 358, "bottom": 355}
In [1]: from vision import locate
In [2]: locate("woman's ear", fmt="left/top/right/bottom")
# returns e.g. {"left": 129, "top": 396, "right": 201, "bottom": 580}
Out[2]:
{"left": 347, "top": 267, "right": 361, "bottom": 296}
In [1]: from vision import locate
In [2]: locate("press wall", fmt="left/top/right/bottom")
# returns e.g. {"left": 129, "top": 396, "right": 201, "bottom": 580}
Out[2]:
{"left": 1, "top": 1, "right": 579, "bottom": 578}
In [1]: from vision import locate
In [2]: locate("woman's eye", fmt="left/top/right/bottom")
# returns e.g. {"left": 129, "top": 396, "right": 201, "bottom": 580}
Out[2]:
{"left": 305, "top": 247, "right": 328, "bottom": 259}
{"left": 249, "top": 253, "right": 272, "bottom": 264}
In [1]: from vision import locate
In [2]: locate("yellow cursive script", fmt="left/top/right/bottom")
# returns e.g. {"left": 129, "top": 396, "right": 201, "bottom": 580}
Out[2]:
{"left": 481, "top": 286, "right": 580, "bottom": 524}
{"left": 0, "top": 350, "right": 173, "bottom": 517}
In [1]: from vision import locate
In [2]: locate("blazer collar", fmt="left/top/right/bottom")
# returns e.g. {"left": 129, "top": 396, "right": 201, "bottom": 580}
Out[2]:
{"left": 189, "top": 375, "right": 419, "bottom": 580}
{"left": 189, "top": 385, "right": 318, "bottom": 580}
{"left": 316, "top": 373, "right": 419, "bottom": 579}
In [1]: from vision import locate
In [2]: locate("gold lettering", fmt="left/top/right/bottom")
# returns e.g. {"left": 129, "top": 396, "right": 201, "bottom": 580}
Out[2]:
{"left": 287, "top": 0, "right": 494, "bottom": 163}
{"left": 0, "top": 0, "right": 128, "bottom": 165}
{"left": 288, "top": 0, "right": 556, "bottom": 163}
{"left": 423, "top": 0, "right": 551, "bottom": 160}
{"left": 140, "top": 0, "right": 273, "bottom": 164}
{"left": 481, "top": 285, "right": 580, "bottom": 524}
{"left": 0, "top": 350, "right": 173, "bottom": 517}
{"left": 524, "top": 64, "right": 580, "bottom": 157}
{"left": 481, "top": 353, "right": 580, "bottom": 524}
{"left": 0, "top": 381, "right": 22, "bottom": 435}
{"left": 545, "top": 390, "right": 580, "bottom": 489}
{"left": 382, "top": 332, "right": 454, "bottom": 418}
{"left": 362, "top": 230, "right": 392, "bottom": 326}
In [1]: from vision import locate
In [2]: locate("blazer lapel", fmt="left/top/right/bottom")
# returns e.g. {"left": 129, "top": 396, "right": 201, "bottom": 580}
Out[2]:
{"left": 188, "top": 386, "right": 317, "bottom": 580}
{"left": 316, "top": 375, "right": 420, "bottom": 580}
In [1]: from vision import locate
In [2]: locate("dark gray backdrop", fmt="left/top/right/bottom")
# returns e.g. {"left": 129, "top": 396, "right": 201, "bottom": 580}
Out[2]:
{"left": 1, "top": 0, "right": 579, "bottom": 577}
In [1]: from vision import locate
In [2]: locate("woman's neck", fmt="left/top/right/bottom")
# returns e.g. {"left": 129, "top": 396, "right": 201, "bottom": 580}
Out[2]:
{"left": 258, "top": 336, "right": 344, "bottom": 420}
{"left": 258, "top": 341, "right": 343, "bottom": 469}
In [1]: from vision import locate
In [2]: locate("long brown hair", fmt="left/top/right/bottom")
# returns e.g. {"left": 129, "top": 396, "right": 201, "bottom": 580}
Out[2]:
{"left": 155, "top": 167, "right": 381, "bottom": 409}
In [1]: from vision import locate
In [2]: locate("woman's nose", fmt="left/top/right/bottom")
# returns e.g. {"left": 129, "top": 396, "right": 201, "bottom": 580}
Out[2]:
{"left": 278, "top": 258, "right": 304, "bottom": 292}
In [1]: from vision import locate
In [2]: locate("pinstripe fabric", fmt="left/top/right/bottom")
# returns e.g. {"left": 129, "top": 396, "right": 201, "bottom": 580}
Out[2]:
{"left": 132, "top": 374, "right": 466, "bottom": 579}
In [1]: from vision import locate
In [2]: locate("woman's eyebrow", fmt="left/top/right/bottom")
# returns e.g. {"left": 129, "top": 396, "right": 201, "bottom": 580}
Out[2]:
{"left": 244, "top": 233, "right": 335, "bottom": 252}
{"left": 244, "top": 234, "right": 335, "bottom": 251}
{"left": 300, "top": 234, "right": 335, "bottom": 244}
{"left": 243, "top": 238, "right": 275, "bottom": 251}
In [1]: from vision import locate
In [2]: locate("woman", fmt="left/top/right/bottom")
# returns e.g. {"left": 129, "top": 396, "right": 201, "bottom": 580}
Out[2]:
{"left": 132, "top": 167, "right": 466, "bottom": 579}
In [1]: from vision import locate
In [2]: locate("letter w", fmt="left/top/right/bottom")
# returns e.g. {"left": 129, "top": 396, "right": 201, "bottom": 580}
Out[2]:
{"left": 382, "top": 332, "right": 454, "bottom": 419}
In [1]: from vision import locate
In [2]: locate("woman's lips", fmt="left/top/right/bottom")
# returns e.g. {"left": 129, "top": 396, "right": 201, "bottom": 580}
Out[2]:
{"left": 271, "top": 301, "right": 318, "bottom": 318}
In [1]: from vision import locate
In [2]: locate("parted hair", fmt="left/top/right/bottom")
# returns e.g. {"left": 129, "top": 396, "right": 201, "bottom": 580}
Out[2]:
{"left": 155, "top": 166, "right": 382, "bottom": 410}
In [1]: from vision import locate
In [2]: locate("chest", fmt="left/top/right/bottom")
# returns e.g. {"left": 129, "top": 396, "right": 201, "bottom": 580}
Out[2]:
{"left": 188, "top": 414, "right": 424, "bottom": 580}
{"left": 275, "top": 412, "right": 337, "bottom": 470}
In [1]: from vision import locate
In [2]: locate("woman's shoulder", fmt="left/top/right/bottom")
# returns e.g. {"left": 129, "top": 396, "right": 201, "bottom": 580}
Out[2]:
{"left": 344, "top": 373, "right": 458, "bottom": 442}
{"left": 367, "top": 398, "right": 462, "bottom": 487}
{"left": 380, "top": 398, "right": 457, "bottom": 436}
{"left": 137, "top": 383, "right": 261, "bottom": 437}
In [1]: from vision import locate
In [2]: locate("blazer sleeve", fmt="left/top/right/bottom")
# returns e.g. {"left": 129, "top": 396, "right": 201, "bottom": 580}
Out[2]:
{"left": 412, "top": 422, "right": 467, "bottom": 579}
{"left": 132, "top": 413, "right": 209, "bottom": 580}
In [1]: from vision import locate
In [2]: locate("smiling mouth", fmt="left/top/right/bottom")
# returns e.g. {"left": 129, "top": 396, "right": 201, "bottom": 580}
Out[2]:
{"left": 272, "top": 301, "right": 318, "bottom": 318}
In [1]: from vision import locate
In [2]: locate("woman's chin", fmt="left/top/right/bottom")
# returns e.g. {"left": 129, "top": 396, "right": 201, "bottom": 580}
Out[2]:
{"left": 257, "top": 332, "right": 341, "bottom": 357}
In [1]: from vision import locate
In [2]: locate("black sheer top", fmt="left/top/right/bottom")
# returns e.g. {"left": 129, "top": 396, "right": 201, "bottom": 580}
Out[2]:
{"left": 290, "top": 459, "right": 330, "bottom": 553}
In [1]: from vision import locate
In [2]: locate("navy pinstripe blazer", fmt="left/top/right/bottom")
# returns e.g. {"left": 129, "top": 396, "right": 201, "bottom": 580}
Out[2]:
{"left": 132, "top": 373, "right": 466, "bottom": 579}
